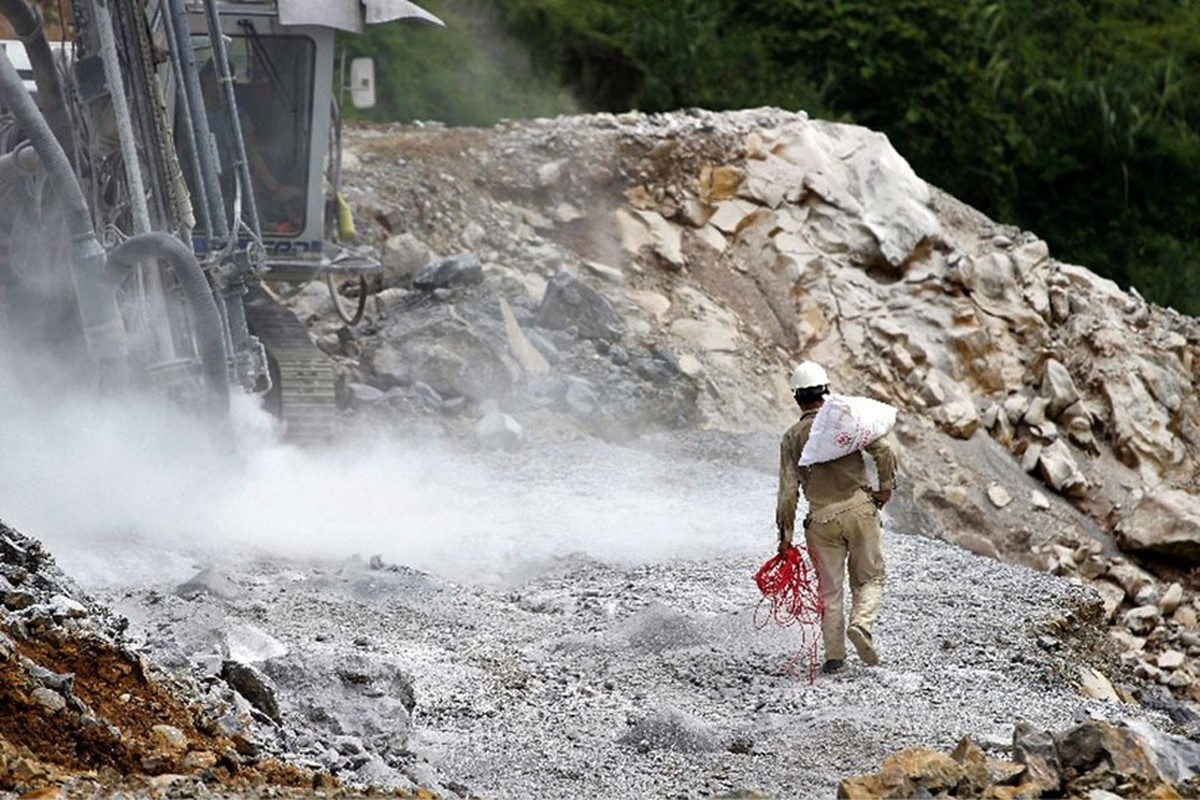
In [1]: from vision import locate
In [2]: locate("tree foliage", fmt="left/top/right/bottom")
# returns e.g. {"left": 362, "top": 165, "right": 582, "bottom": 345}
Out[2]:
{"left": 350, "top": 0, "right": 1200, "bottom": 315}
{"left": 336, "top": 0, "right": 575, "bottom": 126}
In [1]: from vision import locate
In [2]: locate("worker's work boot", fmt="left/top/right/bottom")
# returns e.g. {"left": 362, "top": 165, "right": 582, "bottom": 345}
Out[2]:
{"left": 821, "top": 658, "right": 845, "bottom": 674}
{"left": 848, "top": 625, "right": 880, "bottom": 666}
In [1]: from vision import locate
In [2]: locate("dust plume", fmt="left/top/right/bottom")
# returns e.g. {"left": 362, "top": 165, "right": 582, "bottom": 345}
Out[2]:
{"left": 0, "top": 348, "right": 773, "bottom": 591}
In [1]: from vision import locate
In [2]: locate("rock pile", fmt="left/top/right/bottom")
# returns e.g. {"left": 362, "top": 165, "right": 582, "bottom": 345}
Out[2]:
{"left": 0, "top": 522, "right": 322, "bottom": 797}
{"left": 1035, "top": 539, "right": 1200, "bottom": 710}
{"left": 311, "top": 108, "right": 1200, "bottom": 717}
{"left": 5, "top": 104, "right": 1200, "bottom": 797}
{"left": 840, "top": 718, "right": 1200, "bottom": 799}
{"left": 332, "top": 109, "right": 1198, "bottom": 502}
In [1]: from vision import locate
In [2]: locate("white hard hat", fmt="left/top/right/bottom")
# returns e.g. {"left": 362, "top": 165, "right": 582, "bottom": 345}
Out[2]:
{"left": 789, "top": 360, "right": 829, "bottom": 391}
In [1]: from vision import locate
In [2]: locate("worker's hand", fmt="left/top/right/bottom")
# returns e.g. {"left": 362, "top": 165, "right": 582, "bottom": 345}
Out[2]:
{"left": 777, "top": 536, "right": 792, "bottom": 556}
{"left": 871, "top": 488, "right": 892, "bottom": 509}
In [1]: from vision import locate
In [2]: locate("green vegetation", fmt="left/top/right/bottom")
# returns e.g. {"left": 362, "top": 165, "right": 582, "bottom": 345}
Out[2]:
{"left": 350, "top": 0, "right": 1200, "bottom": 315}
{"left": 336, "top": 0, "right": 575, "bottom": 125}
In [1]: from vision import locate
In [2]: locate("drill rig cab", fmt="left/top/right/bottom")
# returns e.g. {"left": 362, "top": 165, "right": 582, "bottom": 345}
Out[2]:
{"left": 0, "top": 0, "right": 441, "bottom": 441}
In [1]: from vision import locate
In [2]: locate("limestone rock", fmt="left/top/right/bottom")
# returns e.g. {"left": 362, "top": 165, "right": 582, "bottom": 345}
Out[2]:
{"left": 1059, "top": 400, "right": 1098, "bottom": 452}
{"left": 345, "top": 382, "right": 385, "bottom": 407}
{"left": 625, "top": 289, "right": 670, "bottom": 321}
{"left": 413, "top": 252, "right": 484, "bottom": 291}
{"left": 1159, "top": 583, "right": 1184, "bottom": 615}
{"left": 581, "top": 260, "right": 622, "bottom": 284}
{"left": 986, "top": 484, "right": 1013, "bottom": 509}
{"left": 499, "top": 298, "right": 550, "bottom": 377}
{"left": 697, "top": 163, "right": 742, "bottom": 203}
{"left": 956, "top": 532, "right": 1000, "bottom": 561}
{"left": 174, "top": 568, "right": 244, "bottom": 601}
{"left": 536, "top": 271, "right": 624, "bottom": 343}
{"left": 1174, "top": 605, "right": 1198, "bottom": 629}
{"left": 222, "top": 661, "right": 282, "bottom": 724}
{"left": 1012, "top": 722, "right": 1063, "bottom": 793}
{"left": 536, "top": 158, "right": 568, "bottom": 188}
{"left": 1077, "top": 666, "right": 1121, "bottom": 703}
{"left": 1116, "top": 489, "right": 1200, "bottom": 564}
{"left": 670, "top": 318, "right": 738, "bottom": 353}
{"left": 30, "top": 686, "right": 66, "bottom": 712}
{"left": 1002, "top": 393, "right": 1031, "bottom": 425}
{"left": 224, "top": 623, "right": 288, "bottom": 663}
{"left": 475, "top": 409, "right": 524, "bottom": 451}
{"left": 839, "top": 747, "right": 965, "bottom": 799}
{"left": 1102, "top": 373, "right": 1184, "bottom": 479}
{"left": 1037, "top": 440, "right": 1088, "bottom": 496}
{"left": 1122, "top": 605, "right": 1161, "bottom": 636}
{"left": 1106, "top": 561, "right": 1156, "bottom": 600}
{"left": 1040, "top": 358, "right": 1080, "bottom": 419}
{"left": 381, "top": 232, "right": 433, "bottom": 287}
{"left": 1091, "top": 580, "right": 1126, "bottom": 622}
{"left": 1157, "top": 650, "right": 1186, "bottom": 670}
{"left": 370, "top": 302, "right": 518, "bottom": 401}
{"left": 150, "top": 725, "right": 188, "bottom": 754}
{"left": 769, "top": 120, "right": 942, "bottom": 267}
{"left": 706, "top": 198, "right": 761, "bottom": 235}
{"left": 931, "top": 399, "right": 980, "bottom": 439}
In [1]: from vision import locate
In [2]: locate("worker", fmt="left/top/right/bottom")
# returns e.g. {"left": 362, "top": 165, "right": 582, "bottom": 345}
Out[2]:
{"left": 775, "top": 360, "right": 898, "bottom": 674}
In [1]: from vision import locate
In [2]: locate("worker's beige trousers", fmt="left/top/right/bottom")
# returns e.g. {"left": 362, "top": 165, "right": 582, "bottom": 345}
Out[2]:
{"left": 804, "top": 500, "right": 884, "bottom": 661}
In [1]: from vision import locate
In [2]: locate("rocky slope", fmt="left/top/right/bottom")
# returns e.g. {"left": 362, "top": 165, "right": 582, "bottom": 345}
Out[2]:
{"left": 317, "top": 107, "right": 1200, "bottom": 707}
{"left": 0, "top": 523, "right": 323, "bottom": 798}
{"left": 4, "top": 107, "right": 1200, "bottom": 798}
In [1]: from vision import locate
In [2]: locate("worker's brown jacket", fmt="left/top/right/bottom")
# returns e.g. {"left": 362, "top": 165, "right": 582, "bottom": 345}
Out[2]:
{"left": 776, "top": 407, "right": 898, "bottom": 536}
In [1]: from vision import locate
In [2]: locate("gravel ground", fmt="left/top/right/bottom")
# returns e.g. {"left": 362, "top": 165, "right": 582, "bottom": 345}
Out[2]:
{"left": 2, "top": 101, "right": 1191, "bottom": 799}
{"left": 54, "top": 430, "right": 1173, "bottom": 800}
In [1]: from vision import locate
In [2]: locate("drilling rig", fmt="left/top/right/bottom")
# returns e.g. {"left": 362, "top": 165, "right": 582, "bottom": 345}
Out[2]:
{"left": 0, "top": 0, "right": 440, "bottom": 441}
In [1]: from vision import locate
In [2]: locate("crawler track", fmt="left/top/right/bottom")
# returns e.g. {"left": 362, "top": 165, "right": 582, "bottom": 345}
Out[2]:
{"left": 243, "top": 287, "right": 336, "bottom": 443}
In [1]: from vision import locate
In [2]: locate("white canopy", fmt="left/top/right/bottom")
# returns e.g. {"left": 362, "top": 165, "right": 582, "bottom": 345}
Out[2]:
{"left": 277, "top": 0, "right": 444, "bottom": 34}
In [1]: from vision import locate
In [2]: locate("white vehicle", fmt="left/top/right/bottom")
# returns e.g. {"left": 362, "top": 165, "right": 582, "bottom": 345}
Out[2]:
{"left": 0, "top": 0, "right": 440, "bottom": 441}
{"left": 0, "top": 38, "right": 42, "bottom": 93}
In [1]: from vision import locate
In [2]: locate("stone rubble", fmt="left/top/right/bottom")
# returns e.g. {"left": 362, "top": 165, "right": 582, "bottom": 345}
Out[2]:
{"left": 4, "top": 106, "right": 1200, "bottom": 798}
{"left": 0, "top": 522, "right": 326, "bottom": 798}
{"left": 319, "top": 107, "right": 1200, "bottom": 718}
{"left": 840, "top": 719, "right": 1200, "bottom": 798}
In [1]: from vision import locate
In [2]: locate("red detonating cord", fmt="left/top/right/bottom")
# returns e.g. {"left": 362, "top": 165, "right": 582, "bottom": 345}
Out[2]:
{"left": 753, "top": 544, "right": 824, "bottom": 681}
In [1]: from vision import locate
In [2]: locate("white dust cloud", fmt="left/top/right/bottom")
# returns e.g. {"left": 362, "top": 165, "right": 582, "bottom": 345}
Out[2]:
{"left": 0, "top": 351, "right": 774, "bottom": 590}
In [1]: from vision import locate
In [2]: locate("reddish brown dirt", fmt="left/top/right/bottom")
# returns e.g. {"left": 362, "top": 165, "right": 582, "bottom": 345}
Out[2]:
{"left": 0, "top": 624, "right": 318, "bottom": 795}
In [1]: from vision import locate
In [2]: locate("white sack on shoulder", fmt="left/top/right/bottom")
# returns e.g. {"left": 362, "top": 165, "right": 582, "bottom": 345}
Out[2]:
{"left": 799, "top": 394, "right": 897, "bottom": 466}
